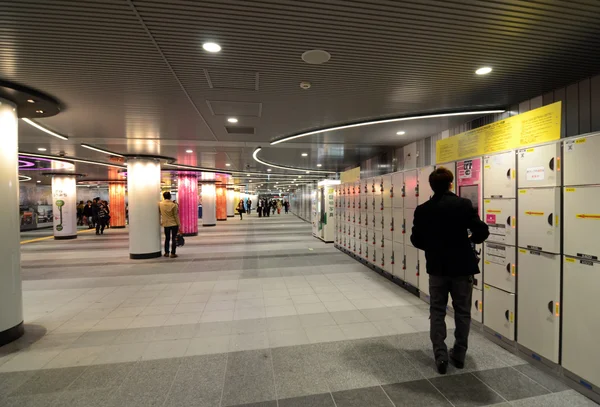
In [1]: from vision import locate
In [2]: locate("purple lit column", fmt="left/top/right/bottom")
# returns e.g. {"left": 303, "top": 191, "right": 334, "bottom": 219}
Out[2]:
{"left": 178, "top": 173, "right": 198, "bottom": 236}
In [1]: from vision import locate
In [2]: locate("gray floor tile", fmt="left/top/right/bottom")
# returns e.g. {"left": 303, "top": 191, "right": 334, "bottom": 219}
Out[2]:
{"left": 2, "top": 393, "right": 62, "bottom": 407}
{"left": 513, "top": 364, "right": 571, "bottom": 393}
{"left": 68, "top": 362, "right": 136, "bottom": 390}
{"left": 222, "top": 350, "right": 276, "bottom": 406}
{"left": 0, "top": 371, "right": 35, "bottom": 396}
{"left": 383, "top": 380, "right": 452, "bottom": 406}
{"left": 278, "top": 393, "right": 336, "bottom": 407}
{"left": 51, "top": 388, "right": 116, "bottom": 407}
{"left": 10, "top": 366, "right": 87, "bottom": 396}
{"left": 331, "top": 386, "right": 394, "bottom": 407}
{"left": 230, "top": 402, "right": 278, "bottom": 407}
{"left": 509, "top": 390, "right": 599, "bottom": 406}
{"left": 429, "top": 373, "right": 506, "bottom": 407}
{"left": 474, "top": 367, "right": 550, "bottom": 401}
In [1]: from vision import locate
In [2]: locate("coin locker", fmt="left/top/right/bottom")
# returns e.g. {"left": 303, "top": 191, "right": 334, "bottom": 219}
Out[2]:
{"left": 563, "top": 135, "right": 600, "bottom": 186}
{"left": 391, "top": 172, "right": 404, "bottom": 209}
{"left": 417, "top": 165, "right": 435, "bottom": 205}
{"left": 374, "top": 176, "right": 383, "bottom": 196}
{"left": 483, "top": 199, "right": 516, "bottom": 246}
{"left": 483, "top": 243, "right": 516, "bottom": 293}
{"left": 483, "top": 284, "right": 515, "bottom": 341}
{"left": 517, "top": 249, "right": 561, "bottom": 363}
{"left": 404, "top": 170, "right": 418, "bottom": 209}
{"left": 483, "top": 151, "right": 516, "bottom": 198}
{"left": 563, "top": 186, "right": 600, "bottom": 260}
{"left": 472, "top": 288, "right": 483, "bottom": 323}
{"left": 382, "top": 208, "right": 393, "bottom": 240}
{"left": 374, "top": 213, "right": 383, "bottom": 232}
{"left": 392, "top": 241, "right": 405, "bottom": 280}
{"left": 517, "top": 143, "right": 561, "bottom": 188}
{"left": 404, "top": 244, "right": 419, "bottom": 288}
{"left": 518, "top": 187, "right": 561, "bottom": 253}
{"left": 404, "top": 208, "right": 414, "bottom": 241}
{"left": 418, "top": 250, "right": 429, "bottom": 296}
{"left": 382, "top": 174, "right": 392, "bottom": 208}
{"left": 392, "top": 208, "right": 404, "bottom": 244}
{"left": 381, "top": 238, "right": 393, "bottom": 273}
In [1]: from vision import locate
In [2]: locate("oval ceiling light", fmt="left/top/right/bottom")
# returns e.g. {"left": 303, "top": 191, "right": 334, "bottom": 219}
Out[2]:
{"left": 27, "top": 99, "right": 35, "bottom": 104}
{"left": 185, "top": 149, "right": 193, "bottom": 153}
{"left": 227, "top": 117, "right": 238, "bottom": 123}
{"left": 252, "top": 148, "right": 334, "bottom": 174}
{"left": 396, "top": 131, "right": 406, "bottom": 135}
{"left": 225, "top": 163, "right": 231, "bottom": 167}
{"left": 301, "top": 153, "right": 308, "bottom": 157}
{"left": 267, "top": 168, "right": 271, "bottom": 172}
{"left": 302, "top": 49, "right": 331, "bottom": 65}
{"left": 475, "top": 67, "right": 493, "bottom": 75}
{"left": 203, "top": 42, "right": 221, "bottom": 53}
{"left": 317, "top": 164, "right": 322, "bottom": 167}
{"left": 270, "top": 109, "right": 505, "bottom": 145}
{"left": 37, "top": 147, "right": 47, "bottom": 151}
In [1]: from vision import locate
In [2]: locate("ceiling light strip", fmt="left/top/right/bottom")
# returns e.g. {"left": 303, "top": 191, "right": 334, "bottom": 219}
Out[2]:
{"left": 19, "top": 152, "right": 126, "bottom": 169}
{"left": 253, "top": 148, "right": 336, "bottom": 174}
{"left": 22, "top": 118, "right": 69, "bottom": 140}
{"left": 270, "top": 109, "right": 505, "bottom": 145}
{"left": 163, "top": 163, "right": 232, "bottom": 175}
{"left": 81, "top": 143, "right": 125, "bottom": 157}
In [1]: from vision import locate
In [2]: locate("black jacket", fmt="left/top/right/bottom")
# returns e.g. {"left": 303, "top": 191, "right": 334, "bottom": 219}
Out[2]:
{"left": 410, "top": 191, "right": 489, "bottom": 277}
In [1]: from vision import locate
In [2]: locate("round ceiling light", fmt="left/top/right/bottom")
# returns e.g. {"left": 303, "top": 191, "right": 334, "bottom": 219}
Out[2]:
{"left": 301, "top": 50, "right": 331, "bottom": 65}
{"left": 476, "top": 66, "right": 492, "bottom": 75}
{"left": 203, "top": 42, "right": 221, "bottom": 53}
{"left": 227, "top": 117, "right": 238, "bottom": 123}
{"left": 27, "top": 99, "right": 35, "bottom": 104}
{"left": 396, "top": 131, "right": 406, "bottom": 135}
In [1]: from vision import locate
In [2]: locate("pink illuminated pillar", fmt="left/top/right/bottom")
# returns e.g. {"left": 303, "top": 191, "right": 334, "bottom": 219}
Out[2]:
{"left": 177, "top": 173, "right": 198, "bottom": 236}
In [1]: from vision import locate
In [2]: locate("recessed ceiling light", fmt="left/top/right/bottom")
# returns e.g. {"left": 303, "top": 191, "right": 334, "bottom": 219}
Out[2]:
{"left": 227, "top": 117, "right": 238, "bottom": 123}
{"left": 299, "top": 176, "right": 302, "bottom": 178}
{"left": 396, "top": 131, "right": 406, "bottom": 135}
{"left": 185, "top": 149, "right": 193, "bottom": 153}
{"left": 249, "top": 180, "right": 252, "bottom": 183}
{"left": 27, "top": 99, "right": 35, "bottom": 104}
{"left": 475, "top": 67, "right": 492, "bottom": 75}
{"left": 36, "top": 180, "right": 41, "bottom": 183}
{"left": 267, "top": 169, "right": 271, "bottom": 172}
{"left": 301, "top": 153, "right": 308, "bottom": 157}
{"left": 317, "top": 164, "right": 322, "bottom": 167}
{"left": 246, "top": 173, "right": 250, "bottom": 176}
{"left": 37, "top": 147, "right": 47, "bottom": 151}
{"left": 225, "top": 163, "right": 231, "bottom": 167}
{"left": 306, "top": 171, "right": 310, "bottom": 174}
{"left": 203, "top": 42, "right": 221, "bottom": 53}
{"left": 35, "top": 110, "right": 44, "bottom": 114}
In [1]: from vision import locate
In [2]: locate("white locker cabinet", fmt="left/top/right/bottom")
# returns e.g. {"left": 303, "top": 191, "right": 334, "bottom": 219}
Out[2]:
{"left": 375, "top": 213, "right": 383, "bottom": 232}
{"left": 483, "top": 243, "right": 516, "bottom": 293}
{"left": 418, "top": 250, "right": 429, "bottom": 296}
{"left": 483, "top": 199, "right": 516, "bottom": 246}
{"left": 392, "top": 208, "right": 404, "bottom": 244}
{"left": 404, "top": 170, "right": 418, "bottom": 209}
{"left": 517, "top": 143, "right": 561, "bottom": 188}
{"left": 404, "top": 208, "right": 415, "bottom": 241}
{"left": 563, "top": 257, "right": 600, "bottom": 388}
{"left": 517, "top": 249, "right": 561, "bottom": 363}
{"left": 369, "top": 178, "right": 376, "bottom": 196}
{"left": 377, "top": 194, "right": 385, "bottom": 212}
{"left": 518, "top": 187, "right": 561, "bottom": 253}
{"left": 391, "top": 172, "right": 404, "bottom": 208}
{"left": 437, "top": 162, "right": 456, "bottom": 193}
{"left": 483, "top": 151, "right": 516, "bottom": 198}
{"left": 417, "top": 165, "right": 435, "bottom": 205}
{"left": 361, "top": 178, "right": 368, "bottom": 196}
{"left": 472, "top": 288, "right": 483, "bottom": 323}
{"left": 563, "top": 135, "right": 600, "bottom": 186}
{"left": 404, "top": 244, "right": 419, "bottom": 288}
{"left": 370, "top": 246, "right": 378, "bottom": 265}
{"left": 355, "top": 181, "right": 361, "bottom": 198}
{"left": 382, "top": 208, "right": 393, "bottom": 240}
{"left": 392, "top": 241, "right": 405, "bottom": 280}
{"left": 381, "top": 239, "right": 393, "bottom": 273}
{"left": 370, "top": 229, "right": 379, "bottom": 247}
{"left": 374, "top": 175, "right": 383, "bottom": 196}
{"left": 564, "top": 186, "right": 600, "bottom": 260}
{"left": 368, "top": 212, "right": 376, "bottom": 230}
{"left": 483, "top": 284, "right": 515, "bottom": 341}
{"left": 382, "top": 174, "right": 392, "bottom": 208}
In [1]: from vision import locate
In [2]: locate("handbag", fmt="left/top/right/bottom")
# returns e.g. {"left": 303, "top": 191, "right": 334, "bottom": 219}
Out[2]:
{"left": 176, "top": 233, "right": 185, "bottom": 247}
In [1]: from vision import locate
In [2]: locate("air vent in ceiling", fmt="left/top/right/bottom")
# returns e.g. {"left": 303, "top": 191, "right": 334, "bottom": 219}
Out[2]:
{"left": 225, "top": 126, "right": 255, "bottom": 135}
{"left": 204, "top": 69, "right": 259, "bottom": 91}
{"left": 206, "top": 100, "right": 262, "bottom": 117}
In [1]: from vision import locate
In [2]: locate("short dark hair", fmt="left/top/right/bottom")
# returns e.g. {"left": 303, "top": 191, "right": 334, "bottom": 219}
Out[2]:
{"left": 429, "top": 167, "right": 454, "bottom": 194}
{"left": 163, "top": 191, "right": 172, "bottom": 200}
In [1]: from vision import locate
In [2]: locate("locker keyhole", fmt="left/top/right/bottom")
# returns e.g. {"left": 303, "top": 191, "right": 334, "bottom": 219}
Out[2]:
{"left": 547, "top": 213, "right": 553, "bottom": 226}
{"left": 547, "top": 301, "right": 553, "bottom": 314}
{"left": 549, "top": 157, "right": 555, "bottom": 171}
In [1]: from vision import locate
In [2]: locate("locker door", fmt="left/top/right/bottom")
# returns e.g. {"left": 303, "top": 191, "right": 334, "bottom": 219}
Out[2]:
{"left": 381, "top": 239, "right": 393, "bottom": 273}
{"left": 483, "top": 243, "right": 516, "bottom": 293}
{"left": 437, "top": 162, "right": 456, "bottom": 193}
{"left": 392, "top": 241, "right": 405, "bottom": 280}
{"left": 518, "top": 188, "right": 561, "bottom": 253}
{"left": 370, "top": 229, "right": 379, "bottom": 249}
{"left": 382, "top": 208, "right": 393, "bottom": 240}
{"left": 369, "top": 178, "right": 376, "bottom": 196}
{"left": 392, "top": 208, "right": 404, "bottom": 244}
{"left": 375, "top": 213, "right": 383, "bottom": 232}
{"left": 404, "top": 170, "right": 418, "bottom": 208}
{"left": 517, "top": 250, "right": 560, "bottom": 363}
{"left": 564, "top": 186, "right": 600, "bottom": 260}
{"left": 562, "top": 257, "right": 600, "bottom": 388}
{"left": 404, "top": 244, "right": 419, "bottom": 288}
{"left": 418, "top": 250, "right": 429, "bottom": 295}
{"left": 373, "top": 176, "right": 382, "bottom": 196}
{"left": 563, "top": 135, "right": 600, "bottom": 186}
{"left": 377, "top": 193, "right": 385, "bottom": 213}
{"left": 517, "top": 143, "right": 561, "bottom": 188}
{"left": 483, "top": 151, "right": 516, "bottom": 198}
{"left": 369, "top": 212, "right": 376, "bottom": 231}
{"left": 370, "top": 245, "right": 378, "bottom": 265}
{"left": 391, "top": 172, "right": 404, "bottom": 208}
{"left": 483, "top": 284, "right": 515, "bottom": 340}
{"left": 417, "top": 165, "right": 435, "bottom": 205}
{"left": 404, "top": 208, "right": 415, "bottom": 241}
{"left": 483, "top": 199, "right": 516, "bottom": 246}
{"left": 382, "top": 175, "right": 392, "bottom": 208}
{"left": 472, "top": 288, "right": 483, "bottom": 323}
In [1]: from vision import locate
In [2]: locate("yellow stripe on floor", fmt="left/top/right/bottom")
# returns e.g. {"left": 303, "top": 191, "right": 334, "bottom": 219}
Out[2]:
{"left": 20, "top": 228, "right": 97, "bottom": 245}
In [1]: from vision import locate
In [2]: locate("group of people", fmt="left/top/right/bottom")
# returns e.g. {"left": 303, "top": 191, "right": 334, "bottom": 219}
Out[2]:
{"left": 235, "top": 198, "right": 290, "bottom": 219}
{"left": 77, "top": 198, "right": 111, "bottom": 235}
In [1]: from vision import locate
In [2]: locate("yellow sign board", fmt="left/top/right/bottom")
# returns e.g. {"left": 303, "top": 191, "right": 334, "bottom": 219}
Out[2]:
{"left": 340, "top": 166, "right": 360, "bottom": 183}
{"left": 436, "top": 102, "right": 561, "bottom": 164}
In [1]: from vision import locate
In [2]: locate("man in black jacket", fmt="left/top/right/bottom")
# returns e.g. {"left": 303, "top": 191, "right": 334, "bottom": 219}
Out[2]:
{"left": 411, "top": 167, "right": 489, "bottom": 374}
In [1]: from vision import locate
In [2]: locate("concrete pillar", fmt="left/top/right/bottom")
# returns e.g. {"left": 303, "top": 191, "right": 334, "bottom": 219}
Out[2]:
{"left": 108, "top": 182, "right": 126, "bottom": 228}
{"left": 51, "top": 174, "right": 77, "bottom": 239}
{"left": 127, "top": 157, "right": 161, "bottom": 259}
{"left": 201, "top": 173, "right": 216, "bottom": 227}
{"left": 178, "top": 172, "right": 198, "bottom": 236}
{"left": 0, "top": 98, "right": 23, "bottom": 345}
{"left": 226, "top": 175, "right": 235, "bottom": 218}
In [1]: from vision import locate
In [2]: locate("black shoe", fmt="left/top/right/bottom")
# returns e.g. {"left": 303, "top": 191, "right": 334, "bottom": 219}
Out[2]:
{"left": 449, "top": 349, "right": 464, "bottom": 369}
{"left": 436, "top": 360, "right": 448, "bottom": 375}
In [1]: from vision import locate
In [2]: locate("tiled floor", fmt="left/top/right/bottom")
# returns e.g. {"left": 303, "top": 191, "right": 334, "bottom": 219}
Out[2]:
{"left": 1, "top": 214, "right": 597, "bottom": 406}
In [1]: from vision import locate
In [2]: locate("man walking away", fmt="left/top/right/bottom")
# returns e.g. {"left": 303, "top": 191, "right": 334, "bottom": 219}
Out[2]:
{"left": 159, "top": 192, "right": 181, "bottom": 258}
{"left": 410, "top": 167, "right": 489, "bottom": 374}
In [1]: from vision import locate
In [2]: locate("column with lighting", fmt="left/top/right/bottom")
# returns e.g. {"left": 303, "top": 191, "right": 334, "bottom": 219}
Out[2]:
{"left": 226, "top": 175, "right": 235, "bottom": 218}
{"left": 108, "top": 181, "right": 126, "bottom": 228}
{"left": 177, "top": 172, "right": 198, "bottom": 236}
{"left": 216, "top": 174, "right": 227, "bottom": 221}
{"left": 0, "top": 98, "right": 23, "bottom": 345}
{"left": 126, "top": 156, "right": 162, "bottom": 258}
{"left": 47, "top": 173, "right": 78, "bottom": 239}
{"left": 201, "top": 173, "right": 217, "bottom": 227}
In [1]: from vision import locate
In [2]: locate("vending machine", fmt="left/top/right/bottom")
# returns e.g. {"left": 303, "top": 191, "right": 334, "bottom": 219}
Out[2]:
{"left": 315, "top": 180, "right": 340, "bottom": 243}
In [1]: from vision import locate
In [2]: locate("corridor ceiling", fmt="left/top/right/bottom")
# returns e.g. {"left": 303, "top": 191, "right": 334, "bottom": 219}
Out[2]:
{"left": 4, "top": 0, "right": 600, "bottom": 185}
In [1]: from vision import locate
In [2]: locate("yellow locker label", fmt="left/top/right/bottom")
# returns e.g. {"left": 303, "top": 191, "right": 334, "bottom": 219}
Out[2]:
{"left": 484, "top": 165, "right": 491, "bottom": 169}
{"left": 478, "top": 302, "right": 482, "bottom": 311}
{"left": 511, "top": 216, "right": 516, "bottom": 227}
{"left": 575, "top": 138, "right": 587, "bottom": 144}
{"left": 576, "top": 214, "right": 600, "bottom": 220}
{"left": 519, "top": 249, "right": 527, "bottom": 254}
{"left": 484, "top": 284, "right": 491, "bottom": 290}
{"left": 555, "top": 302, "right": 560, "bottom": 316}
{"left": 485, "top": 200, "right": 491, "bottom": 204}
{"left": 484, "top": 260, "right": 491, "bottom": 265}
{"left": 511, "top": 169, "right": 515, "bottom": 179}
{"left": 486, "top": 209, "right": 501, "bottom": 213}
{"left": 524, "top": 211, "right": 545, "bottom": 216}
{"left": 566, "top": 188, "right": 576, "bottom": 192}
{"left": 510, "top": 312, "right": 514, "bottom": 323}
{"left": 565, "top": 257, "right": 576, "bottom": 263}
{"left": 519, "top": 190, "right": 527, "bottom": 194}
{"left": 511, "top": 264, "right": 516, "bottom": 276}
{"left": 526, "top": 148, "right": 534, "bottom": 152}
{"left": 555, "top": 215, "right": 559, "bottom": 226}
{"left": 557, "top": 157, "right": 561, "bottom": 171}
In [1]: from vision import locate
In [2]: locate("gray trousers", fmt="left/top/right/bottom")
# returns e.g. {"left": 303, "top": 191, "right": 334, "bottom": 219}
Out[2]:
{"left": 429, "top": 274, "right": 474, "bottom": 363}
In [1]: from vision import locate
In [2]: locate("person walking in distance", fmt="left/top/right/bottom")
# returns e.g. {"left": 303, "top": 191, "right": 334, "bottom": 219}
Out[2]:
{"left": 247, "top": 199, "right": 252, "bottom": 215}
{"left": 410, "top": 167, "right": 489, "bottom": 375}
{"left": 83, "top": 200, "right": 93, "bottom": 228}
{"left": 96, "top": 200, "right": 110, "bottom": 235}
{"left": 237, "top": 199, "right": 245, "bottom": 220}
{"left": 159, "top": 191, "right": 181, "bottom": 258}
